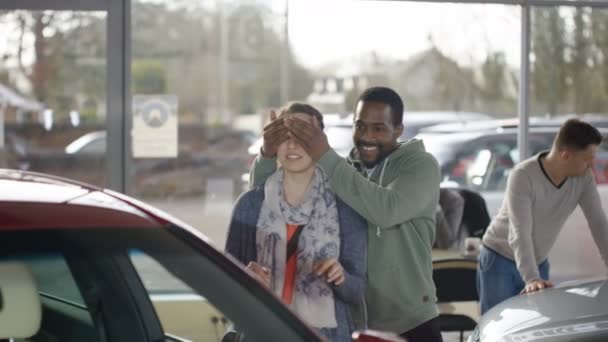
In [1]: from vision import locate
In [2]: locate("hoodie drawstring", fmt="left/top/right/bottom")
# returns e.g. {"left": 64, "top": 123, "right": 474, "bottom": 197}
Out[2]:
{"left": 375, "top": 158, "right": 388, "bottom": 238}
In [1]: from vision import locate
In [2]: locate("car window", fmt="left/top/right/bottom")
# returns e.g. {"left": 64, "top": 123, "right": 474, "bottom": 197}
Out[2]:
{"left": 130, "top": 250, "right": 237, "bottom": 342}
{"left": 0, "top": 252, "right": 97, "bottom": 342}
{"left": 481, "top": 139, "right": 516, "bottom": 191}
{"left": 77, "top": 138, "right": 106, "bottom": 154}
{"left": 482, "top": 133, "right": 555, "bottom": 191}
{"left": 0, "top": 228, "right": 321, "bottom": 342}
{"left": 24, "top": 254, "right": 87, "bottom": 306}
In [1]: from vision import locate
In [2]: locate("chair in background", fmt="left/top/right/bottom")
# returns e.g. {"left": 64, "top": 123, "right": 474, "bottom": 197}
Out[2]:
{"left": 456, "top": 188, "right": 491, "bottom": 239}
{"left": 432, "top": 258, "right": 478, "bottom": 342}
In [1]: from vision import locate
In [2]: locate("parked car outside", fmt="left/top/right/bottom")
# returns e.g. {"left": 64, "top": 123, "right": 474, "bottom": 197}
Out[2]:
{"left": 468, "top": 277, "right": 608, "bottom": 342}
{"left": 401, "top": 111, "right": 492, "bottom": 138}
{"left": 420, "top": 115, "right": 608, "bottom": 135}
{"left": 247, "top": 113, "right": 355, "bottom": 158}
{"left": 0, "top": 169, "right": 401, "bottom": 342}
{"left": 16, "top": 128, "right": 252, "bottom": 198}
{"left": 244, "top": 113, "right": 355, "bottom": 188}
{"left": 246, "top": 111, "right": 492, "bottom": 163}
{"left": 417, "top": 125, "right": 608, "bottom": 282}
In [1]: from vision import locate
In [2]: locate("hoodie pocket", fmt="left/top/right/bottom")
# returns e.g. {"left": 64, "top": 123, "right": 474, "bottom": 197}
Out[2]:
{"left": 366, "top": 265, "right": 426, "bottom": 325}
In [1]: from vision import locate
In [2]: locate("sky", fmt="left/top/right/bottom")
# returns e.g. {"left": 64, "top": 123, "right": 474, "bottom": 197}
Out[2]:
{"left": 285, "top": 0, "right": 521, "bottom": 69}
{"left": 0, "top": 0, "right": 522, "bottom": 72}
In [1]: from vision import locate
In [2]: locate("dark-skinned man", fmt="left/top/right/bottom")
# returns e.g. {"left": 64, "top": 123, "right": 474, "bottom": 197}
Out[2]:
{"left": 249, "top": 87, "right": 442, "bottom": 342}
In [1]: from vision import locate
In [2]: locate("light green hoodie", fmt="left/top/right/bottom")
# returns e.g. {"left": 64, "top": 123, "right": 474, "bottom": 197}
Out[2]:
{"left": 249, "top": 139, "right": 440, "bottom": 333}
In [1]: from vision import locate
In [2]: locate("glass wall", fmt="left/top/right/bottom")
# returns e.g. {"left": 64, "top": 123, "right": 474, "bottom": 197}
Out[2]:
{"left": 129, "top": 0, "right": 521, "bottom": 247}
{"left": 2, "top": 0, "right": 608, "bottom": 281}
{"left": 530, "top": 5, "right": 608, "bottom": 280}
{"left": 0, "top": 10, "right": 108, "bottom": 185}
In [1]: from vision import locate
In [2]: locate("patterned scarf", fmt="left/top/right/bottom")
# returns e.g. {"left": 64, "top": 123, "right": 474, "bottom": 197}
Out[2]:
{"left": 256, "top": 167, "right": 340, "bottom": 329}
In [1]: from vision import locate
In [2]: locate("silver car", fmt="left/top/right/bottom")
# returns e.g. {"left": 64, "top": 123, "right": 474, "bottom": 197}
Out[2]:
{"left": 469, "top": 277, "right": 608, "bottom": 342}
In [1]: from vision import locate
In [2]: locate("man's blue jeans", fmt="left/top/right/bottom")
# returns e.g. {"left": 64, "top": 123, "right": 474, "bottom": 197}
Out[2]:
{"left": 476, "top": 245, "right": 549, "bottom": 315}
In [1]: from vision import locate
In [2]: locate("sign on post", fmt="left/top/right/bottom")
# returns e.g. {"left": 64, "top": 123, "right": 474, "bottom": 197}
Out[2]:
{"left": 132, "top": 95, "right": 178, "bottom": 158}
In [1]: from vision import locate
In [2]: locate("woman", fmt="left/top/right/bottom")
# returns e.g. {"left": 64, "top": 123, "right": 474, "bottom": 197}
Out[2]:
{"left": 225, "top": 103, "right": 367, "bottom": 342}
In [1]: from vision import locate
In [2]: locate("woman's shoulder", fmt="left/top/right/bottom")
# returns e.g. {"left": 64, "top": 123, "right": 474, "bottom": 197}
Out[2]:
{"left": 229, "top": 186, "right": 265, "bottom": 230}
{"left": 233, "top": 186, "right": 265, "bottom": 212}
{"left": 335, "top": 197, "right": 366, "bottom": 227}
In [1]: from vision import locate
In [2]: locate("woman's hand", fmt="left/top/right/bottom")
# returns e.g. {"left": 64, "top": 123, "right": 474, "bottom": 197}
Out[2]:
{"left": 246, "top": 261, "right": 271, "bottom": 288}
{"left": 313, "top": 258, "right": 345, "bottom": 286}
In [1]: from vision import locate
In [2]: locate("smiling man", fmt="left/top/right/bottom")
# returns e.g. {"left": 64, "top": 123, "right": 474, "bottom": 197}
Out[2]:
{"left": 249, "top": 87, "right": 442, "bottom": 342}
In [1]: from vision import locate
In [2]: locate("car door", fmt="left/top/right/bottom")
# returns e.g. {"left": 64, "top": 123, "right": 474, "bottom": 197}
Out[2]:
{"left": 0, "top": 227, "right": 323, "bottom": 342}
{"left": 463, "top": 132, "right": 552, "bottom": 216}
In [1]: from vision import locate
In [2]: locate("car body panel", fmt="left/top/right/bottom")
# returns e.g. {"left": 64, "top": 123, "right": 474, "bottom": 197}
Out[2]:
{"left": 401, "top": 111, "right": 492, "bottom": 138}
{"left": 0, "top": 169, "right": 161, "bottom": 230}
{"left": 475, "top": 278, "right": 608, "bottom": 342}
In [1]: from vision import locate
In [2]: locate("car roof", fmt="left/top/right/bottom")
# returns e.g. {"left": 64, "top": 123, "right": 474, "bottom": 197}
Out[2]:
{"left": 0, "top": 169, "right": 205, "bottom": 236}
{"left": 404, "top": 111, "right": 491, "bottom": 123}
{"left": 65, "top": 130, "right": 106, "bottom": 154}
{"left": 417, "top": 125, "right": 560, "bottom": 142}
{"left": 247, "top": 113, "right": 354, "bottom": 156}
{"left": 419, "top": 117, "right": 559, "bottom": 133}
{"left": 420, "top": 115, "right": 608, "bottom": 134}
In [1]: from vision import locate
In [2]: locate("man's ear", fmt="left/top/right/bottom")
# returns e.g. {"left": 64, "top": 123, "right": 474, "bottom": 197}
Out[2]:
{"left": 394, "top": 123, "right": 404, "bottom": 139}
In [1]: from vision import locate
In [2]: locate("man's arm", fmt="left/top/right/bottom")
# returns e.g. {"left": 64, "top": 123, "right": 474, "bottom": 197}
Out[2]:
{"left": 578, "top": 170, "right": 608, "bottom": 268}
{"left": 318, "top": 149, "right": 440, "bottom": 228}
{"left": 506, "top": 169, "right": 543, "bottom": 284}
{"left": 441, "top": 189, "right": 465, "bottom": 236}
{"left": 434, "top": 208, "right": 452, "bottom": 249}
{"left": 249, "top": 154, "right": 277, "bottom": 188}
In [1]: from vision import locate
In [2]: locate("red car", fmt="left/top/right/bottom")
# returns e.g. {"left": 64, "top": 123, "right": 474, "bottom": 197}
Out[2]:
{"left": 0, "top": 169, "right": 403, "bottom": 342}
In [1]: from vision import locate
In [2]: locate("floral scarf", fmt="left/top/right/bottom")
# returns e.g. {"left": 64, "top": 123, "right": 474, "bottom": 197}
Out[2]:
{"left": 256, "top": 167, "right": 340, "bottom": 328}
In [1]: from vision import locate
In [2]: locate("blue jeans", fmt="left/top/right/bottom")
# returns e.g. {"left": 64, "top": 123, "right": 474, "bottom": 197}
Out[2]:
{"left": 476, "top": 246, "right": 549, "bottom": 315}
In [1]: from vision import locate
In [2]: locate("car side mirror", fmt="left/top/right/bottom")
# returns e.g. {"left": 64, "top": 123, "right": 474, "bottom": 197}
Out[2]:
{"left": 352, "top": 329, "right": 407, "bottom": 342}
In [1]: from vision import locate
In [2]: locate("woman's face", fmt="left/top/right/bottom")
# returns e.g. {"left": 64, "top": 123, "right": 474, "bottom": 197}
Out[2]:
{"left": 277, "top": 112, "right": 317, "bottom": 174}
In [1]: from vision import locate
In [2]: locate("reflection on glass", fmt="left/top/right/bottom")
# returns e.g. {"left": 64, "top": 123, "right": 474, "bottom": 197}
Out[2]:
{"left": 0, "top": 10, "right": 107, "bottom": 186}
{"left": 128, "top": 1, "right": 521, "bottom": 248}
{"left": 469, "top": 149, "right": 492, "bottom": 187}
{"left": 482, "top": 308, "right": 548, "bottom": 341}
{"left": 531, "top": 7, "right": 608, "bottom": 119}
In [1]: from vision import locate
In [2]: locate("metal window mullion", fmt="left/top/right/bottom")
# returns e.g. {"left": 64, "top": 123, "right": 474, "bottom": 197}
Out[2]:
{"left": 518, "top": 3, "right": 531, "bottom": 161}
{"left": 106, "top": 0, "right": 131, "bottom": 194}
{"left": 375, "top": 0, "right": 608, "bottom": 7}
{"left": 0, "top": 0, "right": 106, "bottom": 11}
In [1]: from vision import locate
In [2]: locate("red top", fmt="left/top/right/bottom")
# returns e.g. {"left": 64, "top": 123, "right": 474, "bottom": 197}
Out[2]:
{"left": 282, "top": 224, "right": 298, "bottom": 304}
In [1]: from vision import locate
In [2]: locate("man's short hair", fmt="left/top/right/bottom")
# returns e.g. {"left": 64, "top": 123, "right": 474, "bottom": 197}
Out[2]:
{"left": 280, "top": 102, "right": 324, "bottom": 129}
{"left": 555, "top": 118, "right": 604, "bottom": 151}
{"left": 357, "top": 86, "right": 404, "bottom": 126}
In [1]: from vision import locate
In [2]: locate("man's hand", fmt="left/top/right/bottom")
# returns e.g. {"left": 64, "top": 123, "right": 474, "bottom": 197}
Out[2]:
{"left": 285, "top": 116, "right": 330, "bottom": 161}
{"left": 261, "top": 109, "right": 288, "bottom": 158}
{"left": 313, "top": 258, "right": 345, "bottom": 286}
{"left": 246, "top": 261, "right": 271, "bottom": 288}
{"left": 520, "top": 279, "right": 553, "bottom": 294}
